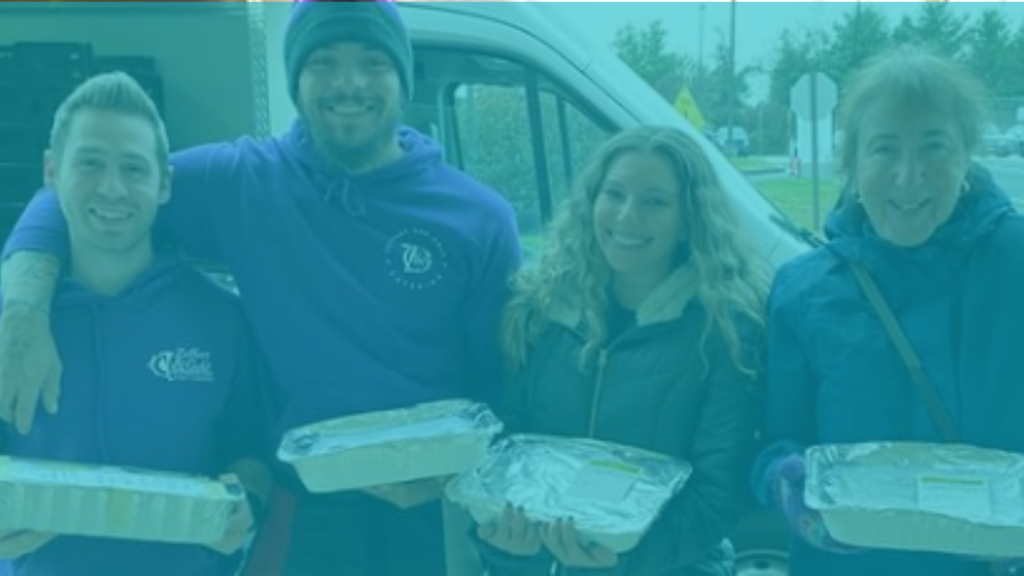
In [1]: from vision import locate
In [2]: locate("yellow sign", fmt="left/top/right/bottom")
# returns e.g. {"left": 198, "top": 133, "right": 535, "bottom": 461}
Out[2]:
{"left": 674, "top": 87, "right": 705, "bottom": 131}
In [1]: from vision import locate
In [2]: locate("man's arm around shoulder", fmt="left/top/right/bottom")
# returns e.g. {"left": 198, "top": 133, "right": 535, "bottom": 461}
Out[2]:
{"left": 0, "top": 252, "right": 63, "bottom": 434}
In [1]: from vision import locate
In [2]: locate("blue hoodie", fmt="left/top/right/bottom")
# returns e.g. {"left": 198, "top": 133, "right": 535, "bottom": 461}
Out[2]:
{"left": 0, "top": 251, "right": 268, "bottom": 576}
{"left": 5, "top": 122, "right": 521, "bottom": 446}
{"left": 753, "top": 168, "right": 1024, "bottom": 576}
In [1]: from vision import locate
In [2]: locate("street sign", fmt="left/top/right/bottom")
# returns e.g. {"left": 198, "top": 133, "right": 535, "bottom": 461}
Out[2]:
{"left": 674, "top": 86, "right": 705, "bottom": 131}
{"left": 790, "top": 72, "right": 838, "bottom": 232}
{"left": 791, "top": 72, "right": 838, "bottom": 120}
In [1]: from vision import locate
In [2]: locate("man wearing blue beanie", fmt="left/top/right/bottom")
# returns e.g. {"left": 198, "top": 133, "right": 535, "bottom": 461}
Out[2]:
{"left": 0, "top": 2, "right": 521, "bottom": 576}
{"left": 283, "top": 0, "right": 415, "bottom": 174}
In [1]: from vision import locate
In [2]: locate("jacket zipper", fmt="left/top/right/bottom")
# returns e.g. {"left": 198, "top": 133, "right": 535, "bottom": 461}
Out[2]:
{"left": 587, "top": 349, "right": 610, "bottom": 438}
{"left": 555, "top": 348, "right": 614, "bottom": 575}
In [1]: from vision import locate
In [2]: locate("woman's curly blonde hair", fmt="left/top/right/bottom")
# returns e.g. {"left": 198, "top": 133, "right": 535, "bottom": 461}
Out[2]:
{"left": 502, "top": 126, "right": 769, "bottom": 376}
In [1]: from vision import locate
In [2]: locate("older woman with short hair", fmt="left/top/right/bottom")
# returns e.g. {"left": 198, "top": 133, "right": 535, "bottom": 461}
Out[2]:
{"left": 753, "top": 45, "right": 1024, "bottom": 576}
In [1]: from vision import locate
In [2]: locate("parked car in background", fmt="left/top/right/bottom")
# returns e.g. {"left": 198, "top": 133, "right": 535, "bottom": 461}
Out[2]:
{"left": 982, "top": 123, "right": 1013, "bottom": 157}
{"left": 715, "top": 125, "right": 751, "bottom": 156}
{"left": 1007, "top": 124, "right": 1024, "bottom": 157}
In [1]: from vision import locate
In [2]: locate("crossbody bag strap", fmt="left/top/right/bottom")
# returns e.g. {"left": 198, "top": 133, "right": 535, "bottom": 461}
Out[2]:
{"left": 848, "top": 259, "right": 961, "bottom": 443}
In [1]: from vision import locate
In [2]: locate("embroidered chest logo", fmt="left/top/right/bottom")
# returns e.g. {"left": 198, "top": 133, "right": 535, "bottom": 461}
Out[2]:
{"left": 385, "top": 228, "right": 449, "bottom": 291}
{"left": 148, "top": 348, "right": 215, "bottom": 383}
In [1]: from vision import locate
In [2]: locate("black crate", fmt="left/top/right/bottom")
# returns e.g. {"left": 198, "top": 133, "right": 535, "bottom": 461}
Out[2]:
{"left": 0, "top": 163, "right": 44, "bottom": 204}
{"left": 0, "top": 124, "right": 48, "bottom": 165}
{"left": 0, "top": 82, "right": 79, "bottom": 128}
{"left": 12, "top": 42, "right": 92, "bottom": 85}
{"left": 33, "top": 85, "right": 78, "bottom": 125}
{"left": 139, "top": 75, "right": 165, "bottom": 115}
{"left": 0, "top": 84, "right": 35, "bottom": 124}
{"left": 92, "top": 55, "right": 158, "bottom": 77}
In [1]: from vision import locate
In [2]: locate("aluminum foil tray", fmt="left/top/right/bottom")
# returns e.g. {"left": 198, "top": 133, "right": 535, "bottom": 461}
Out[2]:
{"left": 278, "top": 399, "right": 503, "bottom": 493}
{"left": 0, "top": 456, "right": 241, "bottom": 544}
{"left": 806, "top": 442, "right": 1024, "bottom": 557}
{"left": 446, "top": 434, "right": 692, "bottom": 553}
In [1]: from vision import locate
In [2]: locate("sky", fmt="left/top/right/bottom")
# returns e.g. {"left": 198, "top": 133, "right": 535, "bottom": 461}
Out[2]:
{"left": 548, "top": 1, "right": 1024, "bottom": 102}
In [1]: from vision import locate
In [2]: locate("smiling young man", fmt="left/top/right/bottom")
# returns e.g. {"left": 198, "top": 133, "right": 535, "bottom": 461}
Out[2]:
{"left": 0, "top": 72, "right": 271, "bottom": 576}
{"left": 0, "top": 3, "right": 519, "bottom": 576}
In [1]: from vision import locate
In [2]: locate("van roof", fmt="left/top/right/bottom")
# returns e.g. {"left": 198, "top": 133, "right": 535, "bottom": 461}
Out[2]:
{"left": 399, "top": 2, "right": 593, "bottom": 71}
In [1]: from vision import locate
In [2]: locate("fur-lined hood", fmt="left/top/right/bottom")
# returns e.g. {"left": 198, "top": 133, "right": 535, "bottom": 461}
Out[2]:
{"left": 547, "top": 263, "right": 700, "bottom": 332}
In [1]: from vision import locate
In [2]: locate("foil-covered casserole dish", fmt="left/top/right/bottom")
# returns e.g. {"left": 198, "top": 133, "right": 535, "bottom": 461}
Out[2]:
{"left": 446, "top": 434, "right": 692, "bottom": 553}
{"left": 806, "top": 442, "right": 1024, "bottom": 557}
{"left": 0, "top": 456, "right": 241, "bottom": 544}
{"left": 278, "top": 399, "right": 503, "bottom": 493}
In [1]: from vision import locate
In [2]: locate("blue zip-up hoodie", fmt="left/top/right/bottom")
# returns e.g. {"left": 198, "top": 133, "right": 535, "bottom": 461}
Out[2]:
{"left": 0, "top": 251, "right": 267, "bottom": 576}
{"left": 753, "top": 168, "right": 1024, "bottom": 576}
{"left": 5, "top": 122, "right": 520, "bottom": 447}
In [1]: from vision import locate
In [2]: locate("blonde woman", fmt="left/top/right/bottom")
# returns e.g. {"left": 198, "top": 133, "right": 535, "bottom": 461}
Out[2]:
{"left": 473, "top": 126, "right": 767, "bottom": 576}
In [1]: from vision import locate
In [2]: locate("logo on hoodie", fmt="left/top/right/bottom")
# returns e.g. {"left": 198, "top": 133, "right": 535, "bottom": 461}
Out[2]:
{"left": 148, "top": 348, "right": 215, "bottom": 383}
{"left": 385, "top": 228, "right": 448, "bottom": 291}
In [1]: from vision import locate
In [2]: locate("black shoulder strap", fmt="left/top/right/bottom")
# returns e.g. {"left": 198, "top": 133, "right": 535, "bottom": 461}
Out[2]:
{"left": 848, "top": 259, "right": 961, "bottom": 443}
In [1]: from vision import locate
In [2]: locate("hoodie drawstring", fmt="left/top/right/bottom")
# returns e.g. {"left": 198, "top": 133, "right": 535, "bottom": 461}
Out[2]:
{"left": 325, "top": 178, "right": 367, "bottom": 217}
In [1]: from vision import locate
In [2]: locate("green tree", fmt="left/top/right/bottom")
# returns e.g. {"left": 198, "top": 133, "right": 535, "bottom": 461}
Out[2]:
{"left": 702, "top": 32, "right": 754, "bottom": 132}
{"left": 965, "top": 9, "right": 1017, "bottom": 98}
{"left": 1009, "top": 18, "right": 1024, "bottom": 99}
{"left": 768, "top": 29, "right": 826, "bottom": 110}
{"left": 764, "top": 28, "right": 828, "bottom": 154}
{"left": 613, "top": 21, "right": 694, "bottom": 102}
{"left": 821, "top": 5, "right": 891, "bottom": 89}
{"left": 891, "top": 2, "right": 966, "bottom": 60}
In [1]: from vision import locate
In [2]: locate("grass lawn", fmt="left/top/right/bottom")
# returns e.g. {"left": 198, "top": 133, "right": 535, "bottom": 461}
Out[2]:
{"left": 756, "top": 177, "right": 843, "bottom": 235}
{"left": 520, "top": 233, "right": 545, "bottom": 254}
{"left": 730, "top": 156, "right": 784, "bottom": 173}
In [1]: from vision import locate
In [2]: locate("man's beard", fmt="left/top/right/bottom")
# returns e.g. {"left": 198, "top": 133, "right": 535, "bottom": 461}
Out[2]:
{"left": 306, "top": 111, "right": 402, "bottom": 174}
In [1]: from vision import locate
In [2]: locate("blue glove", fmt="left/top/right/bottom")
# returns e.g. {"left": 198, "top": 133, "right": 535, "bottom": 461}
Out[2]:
{"left": 768, "top": 453, "right": 862, "bottom": 554}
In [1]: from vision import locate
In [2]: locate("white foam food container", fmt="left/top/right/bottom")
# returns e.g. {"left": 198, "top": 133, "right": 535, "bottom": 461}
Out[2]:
{"left": 446, "top": 434, "right": 692, "bottom": 554}
{"left": 0, "top": 456, "right": 242, "bottom": 544}
{"left": 277, "top": 399, "right": 503, "bottom": 493}
{"left": 806, "top": 442, "right": 1024, "bottom": 557}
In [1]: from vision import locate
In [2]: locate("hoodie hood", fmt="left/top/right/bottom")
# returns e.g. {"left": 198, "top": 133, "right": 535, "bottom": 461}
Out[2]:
{"left": 282, "top": 119, "right": 444, "bottom": 205}
{"left": 54, "top": 240, "right": 189, "bottom": 310}
{"left": 548, "top": 263, "right": 701, "bottom": 332}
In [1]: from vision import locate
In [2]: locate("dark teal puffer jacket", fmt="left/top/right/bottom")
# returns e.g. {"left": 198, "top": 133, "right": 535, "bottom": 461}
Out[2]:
{"left": 480, "top": 265, "right": 762, "bottom": 576}
{"left": 755, "top": 167, "right": 1024, "bottom": 576}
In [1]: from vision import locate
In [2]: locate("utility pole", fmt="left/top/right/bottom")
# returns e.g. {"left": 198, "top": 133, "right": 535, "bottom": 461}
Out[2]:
{"left": 697, "top": 3, "right": 706, "bottom": 103}
{"left": 726, "top": 0, "right": 737, "bottom": 153}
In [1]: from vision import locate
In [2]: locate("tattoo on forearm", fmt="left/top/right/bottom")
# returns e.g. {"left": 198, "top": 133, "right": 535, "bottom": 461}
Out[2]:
{"left": 1, "top": 253, "right": 61, "bottom": 312}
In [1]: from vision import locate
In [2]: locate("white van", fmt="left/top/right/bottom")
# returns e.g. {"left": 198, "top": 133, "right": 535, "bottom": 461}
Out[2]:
{"left": 372, "top": 4, "right": 804, "bottom": 575}
{"left": 398, "top": 2, "right": 810, "bottom": 268}
{"left": 0, "top": 2, "right": 805, "bottom": 574}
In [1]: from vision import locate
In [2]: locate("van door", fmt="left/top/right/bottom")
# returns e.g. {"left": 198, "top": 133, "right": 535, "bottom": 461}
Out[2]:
{"left": 407, "top": 47, "right": 614, "bottom": 261}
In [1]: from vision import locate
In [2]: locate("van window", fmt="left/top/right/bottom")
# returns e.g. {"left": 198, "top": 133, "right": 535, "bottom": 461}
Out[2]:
{"left": 408, "top": 49, "right": 612, "bottom": 251}
{"left": 539, "top": 89, "right": 610, "bottom": 213}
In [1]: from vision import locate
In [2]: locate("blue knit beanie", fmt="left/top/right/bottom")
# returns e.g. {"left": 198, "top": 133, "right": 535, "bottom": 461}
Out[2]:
{"left": 285, "top": 1, "right": 413, "bottom": 104}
